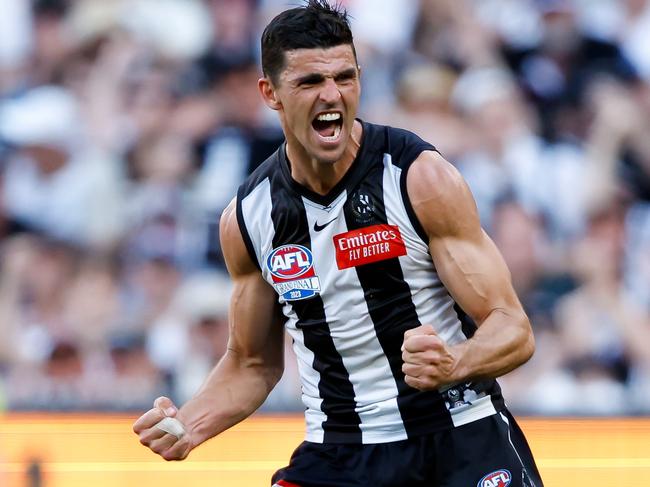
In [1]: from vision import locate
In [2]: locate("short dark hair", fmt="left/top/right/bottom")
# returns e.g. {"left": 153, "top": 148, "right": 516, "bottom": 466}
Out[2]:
{"left": 261, "top": 0, "right": 356, "bottom": 83}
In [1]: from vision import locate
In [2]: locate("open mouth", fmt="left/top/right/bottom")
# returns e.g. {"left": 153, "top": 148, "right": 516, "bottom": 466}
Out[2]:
{"left": 312, "top": 111, "right": 343, "bottom": 142}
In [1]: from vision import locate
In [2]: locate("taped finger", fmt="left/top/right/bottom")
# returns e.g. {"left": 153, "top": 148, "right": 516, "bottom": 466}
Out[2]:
{"left": 156, "top": 417, "right": 186, "bottom": 440}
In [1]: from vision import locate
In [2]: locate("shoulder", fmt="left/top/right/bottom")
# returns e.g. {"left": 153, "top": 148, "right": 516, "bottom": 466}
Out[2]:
{"left": 361, "top": 120, "right": 437, "bottom": 169}
{"left": 238, "top": 145, "right": 283, "bottom": 199}
{"left": 408, "top": 151, "right": 469, "bottom": 199}
{"left": 220, "top": 198, "right": 259, "bottom": 277}
{"left": 406, "top": 151, "right": 481, "bottom": 239}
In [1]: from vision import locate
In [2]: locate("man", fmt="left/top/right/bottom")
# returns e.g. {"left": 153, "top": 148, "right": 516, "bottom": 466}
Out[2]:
{"left": 133, "top": 1, "right": 543, "bottom": 485}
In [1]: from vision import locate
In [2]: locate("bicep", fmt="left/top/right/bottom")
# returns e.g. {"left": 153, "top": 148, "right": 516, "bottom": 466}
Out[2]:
{"left": 220, "top": 199, "right": 284, "bottom": 368}
{"left": 429, "top": 229, "right": 521, "bottom": 324}
{"left": 227, "top": 270, "right": 285, "bottom": 365}
{"left": 408, "top": 152, "right": 523, "bottom": 324}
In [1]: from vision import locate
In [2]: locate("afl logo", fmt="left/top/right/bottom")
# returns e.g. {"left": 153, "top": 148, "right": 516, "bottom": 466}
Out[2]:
{"left": 267, "top": 245, "right": 313, "bottom": 280}
{"left": 478, "top": 469, "right": 511, "bottom": 487}
{"left": 266, "top": 245, "right": 321, "bottom": 301}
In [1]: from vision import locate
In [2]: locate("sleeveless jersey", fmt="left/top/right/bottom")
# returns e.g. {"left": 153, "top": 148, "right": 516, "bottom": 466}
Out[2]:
{"left": 236, "top": 120, "right": 504, "bottom": 444}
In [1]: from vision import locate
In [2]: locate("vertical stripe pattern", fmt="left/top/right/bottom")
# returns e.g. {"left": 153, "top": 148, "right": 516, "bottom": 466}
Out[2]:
{"left": 302, "top": 195, "right": 407, "bottom": 443}
{"left": 342, "top": 162, "right": 452, "bottom": 436}
{"left": 269, "top": 184, "right": 361, "bottom": 443}
{"left": 236, "top": 121, "right": 508, "bottom": 444}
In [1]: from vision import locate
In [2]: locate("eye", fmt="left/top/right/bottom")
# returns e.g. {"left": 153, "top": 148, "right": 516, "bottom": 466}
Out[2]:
{"left": 335, "top": 69, "right": 358, "bottom": 84}
{"left": 297, "top": 75, "right": 323, "bottom": 87}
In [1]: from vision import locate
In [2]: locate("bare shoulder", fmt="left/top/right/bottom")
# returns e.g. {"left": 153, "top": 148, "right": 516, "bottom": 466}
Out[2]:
{"left": 219, "top": 198, "right": 258, "bottom": 277}
{"left": 406, "top": 150, "right": 481, "bottom": 239}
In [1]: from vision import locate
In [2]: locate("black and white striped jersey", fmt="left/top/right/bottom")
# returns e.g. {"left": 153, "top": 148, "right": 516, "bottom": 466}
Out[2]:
{"left": 236, "top": 120, "right": 504, "bottom": 444}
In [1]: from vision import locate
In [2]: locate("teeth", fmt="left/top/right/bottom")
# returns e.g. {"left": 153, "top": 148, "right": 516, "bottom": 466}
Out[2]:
{"left": 316, "top": 112, "right": 341, "bottom": 121}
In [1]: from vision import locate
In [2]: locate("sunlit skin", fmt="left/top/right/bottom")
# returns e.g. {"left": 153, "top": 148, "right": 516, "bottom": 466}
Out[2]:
{"left": 258, "top": 44, "right": 362, "bottom": 195}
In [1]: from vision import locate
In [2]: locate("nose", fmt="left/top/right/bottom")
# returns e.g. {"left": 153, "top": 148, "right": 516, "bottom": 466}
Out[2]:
{"left": 319, "top": 78, "right": 341, "bottom": 104}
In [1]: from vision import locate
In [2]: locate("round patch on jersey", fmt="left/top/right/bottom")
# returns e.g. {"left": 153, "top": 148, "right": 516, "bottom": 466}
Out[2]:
{"left": 267, "top": 244, "right": 321, "bottom": 301}
{"left": 267, "top": 245, "right": 314, "bottom": 280}
{"left": 350, "top": 189, "right": 375, "bottom": 224}
{"left": 477, "top": 469, "right": 512, "bottom": 487}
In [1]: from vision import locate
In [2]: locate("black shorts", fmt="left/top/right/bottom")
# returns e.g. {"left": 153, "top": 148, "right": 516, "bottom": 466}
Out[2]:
{"left": 271, "top": 409, "right": 543, "bottom": 487}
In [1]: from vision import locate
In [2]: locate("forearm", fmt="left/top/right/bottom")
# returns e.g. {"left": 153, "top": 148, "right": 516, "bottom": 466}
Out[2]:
{"left": 452, "top": 308, "right": 534, "bottom": 381}
{"left": 179, "top": 350, "right": 282, "bottom": 448}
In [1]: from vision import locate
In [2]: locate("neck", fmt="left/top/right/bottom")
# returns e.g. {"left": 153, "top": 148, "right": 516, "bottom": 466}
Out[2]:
{"left": 286, "top": 120, "right": 363, "bottom": 195}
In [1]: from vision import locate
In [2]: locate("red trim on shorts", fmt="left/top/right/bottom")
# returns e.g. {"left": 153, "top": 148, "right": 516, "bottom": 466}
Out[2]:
{"left": 274, "top": 480, "right": 302, "bottom": 487}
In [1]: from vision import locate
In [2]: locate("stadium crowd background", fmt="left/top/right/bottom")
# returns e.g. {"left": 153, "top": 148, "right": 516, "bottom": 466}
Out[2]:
{"left": 0, "top": 0, "right": 649, "bottom": 417}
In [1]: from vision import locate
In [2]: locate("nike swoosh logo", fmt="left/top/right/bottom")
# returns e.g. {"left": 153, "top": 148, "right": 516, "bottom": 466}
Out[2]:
{"left": 313, "top": 217, "right": 337, "bottom": 232}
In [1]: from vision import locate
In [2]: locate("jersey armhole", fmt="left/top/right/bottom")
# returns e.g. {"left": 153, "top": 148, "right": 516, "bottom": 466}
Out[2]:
{"left": 399, "top": 147, "right": 438, "bottom": 245}
{"left": 235, "top": 186, "right": 262, "bottom": 271}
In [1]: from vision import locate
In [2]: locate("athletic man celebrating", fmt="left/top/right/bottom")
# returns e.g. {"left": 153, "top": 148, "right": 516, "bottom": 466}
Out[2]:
{"left": 133, "top": 2, "right": 543, "bottom": 485}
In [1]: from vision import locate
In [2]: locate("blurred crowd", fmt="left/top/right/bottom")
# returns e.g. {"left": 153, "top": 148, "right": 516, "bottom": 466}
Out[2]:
{"left": 0, "top": 0, "right": 649, "bottom": 416}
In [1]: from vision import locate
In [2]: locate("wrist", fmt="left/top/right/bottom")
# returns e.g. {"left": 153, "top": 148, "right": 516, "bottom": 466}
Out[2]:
{"left": 449, "top": 340, "right": 473, "bottom": 383}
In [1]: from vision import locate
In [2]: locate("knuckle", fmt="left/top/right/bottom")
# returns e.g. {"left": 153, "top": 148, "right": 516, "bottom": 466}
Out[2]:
{"left": 432, "top": 338, "right": 444, "bottom": 349}
{"left": 153, "top": 396, "right": 168, "bottom": 408}
{"left": 424, "top": 350, "right": 439, "bottom": 363}
{"left": 162, "top": 451, "right": 178, "bottom": 461}
{"left": 423, "top": 336, "right": 438, "bottom": 348}
{"left": 424, "top": 365, "right": 437, "bottom": 377}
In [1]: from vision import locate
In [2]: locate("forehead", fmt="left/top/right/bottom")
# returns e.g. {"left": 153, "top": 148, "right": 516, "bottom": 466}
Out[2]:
{"left": 280, "top": 44, "right": 357, "bottom": 81}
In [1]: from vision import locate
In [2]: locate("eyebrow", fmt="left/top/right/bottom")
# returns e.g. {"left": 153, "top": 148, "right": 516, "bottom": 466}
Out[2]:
{"left": 293, "top": 67, "right": 358, "bottom": 86}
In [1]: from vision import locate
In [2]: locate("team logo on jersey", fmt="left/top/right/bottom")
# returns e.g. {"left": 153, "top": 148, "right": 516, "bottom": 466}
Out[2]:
{"left": 333, "top": 224, "right": 407, "bottom": 269}
{"left": 478, "top": 469, "right": 512, "bottom": 487}
{"left": 350, "top": 189, "right": 375, "bottom": 224}
{"left": 266, "top": 245, "right": 321, "bottom": 301}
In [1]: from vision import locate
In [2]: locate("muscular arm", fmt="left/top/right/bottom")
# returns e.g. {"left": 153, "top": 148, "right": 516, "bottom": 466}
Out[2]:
{"left": 133, "top": 199, "right": 284, "bottom": 460}
{"left": 403, "top": 151, "right": 534, "bottom": 389}
{"left": 180, "top": 200, "right": 285, "bottom": 446}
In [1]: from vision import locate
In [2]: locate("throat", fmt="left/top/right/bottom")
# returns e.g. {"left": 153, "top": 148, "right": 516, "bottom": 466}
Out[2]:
{"left": 285, "top": 119, "right": 363, "bottom": 195}
{"left": 286, "top": 148, "right": 349, "bottom": 196}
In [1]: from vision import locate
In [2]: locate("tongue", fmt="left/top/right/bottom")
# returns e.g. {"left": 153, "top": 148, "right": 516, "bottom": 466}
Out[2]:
{"left": 313, "top": 119, "right": 337, "bottom": 137}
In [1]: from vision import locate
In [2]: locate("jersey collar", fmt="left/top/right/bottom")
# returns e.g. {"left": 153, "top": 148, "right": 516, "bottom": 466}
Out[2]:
{"left": 278, "top": 119, "right": 380, "bottom": 207}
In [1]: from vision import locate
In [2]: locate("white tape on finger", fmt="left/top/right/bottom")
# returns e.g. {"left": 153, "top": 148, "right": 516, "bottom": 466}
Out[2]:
{"left": 156, "top": 417, "right": 186, "bottom": 439}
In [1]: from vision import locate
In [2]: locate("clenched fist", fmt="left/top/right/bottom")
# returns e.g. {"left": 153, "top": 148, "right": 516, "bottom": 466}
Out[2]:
{"left": 401, "top": 325, "right": 460, "bottom": 390}
{"left": 133, "top": 396, "right": 193, "bottom": 461}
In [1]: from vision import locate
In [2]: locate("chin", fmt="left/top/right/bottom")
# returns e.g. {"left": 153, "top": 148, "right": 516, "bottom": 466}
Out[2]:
{"left": 312, "top": 147, "right": 346, "bottom": 165}
{"left": 308, "top": 132, "right": 350, "bottom": 164}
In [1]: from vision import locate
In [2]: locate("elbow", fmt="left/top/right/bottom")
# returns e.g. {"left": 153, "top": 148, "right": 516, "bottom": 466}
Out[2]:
{"left": 518, "top": 315, "right": 535, "bottom": 365}
{"left": 258, "top": 359, "right": 283, "bottom": 393}
{"left": 267, "top": 364, "right": 284, "bottom": 389}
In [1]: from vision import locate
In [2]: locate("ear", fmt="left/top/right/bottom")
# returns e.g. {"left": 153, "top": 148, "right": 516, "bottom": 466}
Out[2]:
{"left": 258, "top": 77, "right": 282, "bottom": 111}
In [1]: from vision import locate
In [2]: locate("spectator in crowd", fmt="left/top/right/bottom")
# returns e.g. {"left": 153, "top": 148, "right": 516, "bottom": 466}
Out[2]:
{"left": 1, "top": 0, "right": 650, "bottom": 415}
{"left": 0, "top": 85, "right": 124, "bottom": 247}
{"left": 105, "top": 332, "right": 169, "bottom": 411}
{"left": 553, "top": 203, "right": 648, "bottom": 414}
